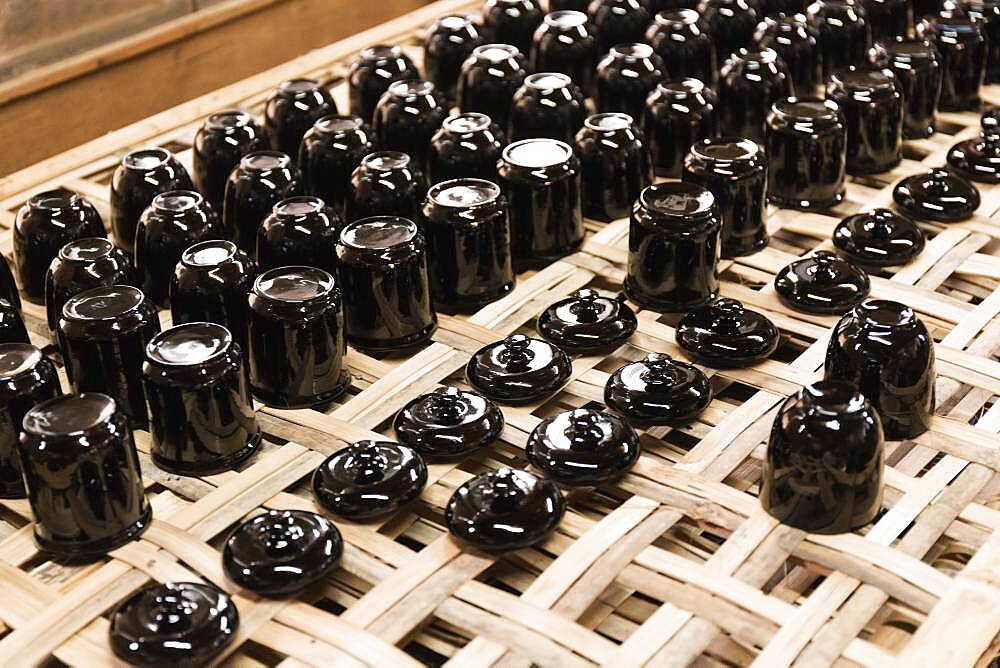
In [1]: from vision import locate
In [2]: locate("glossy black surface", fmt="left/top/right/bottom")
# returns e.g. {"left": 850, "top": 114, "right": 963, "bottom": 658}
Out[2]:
{"left": 348, "top": 45, "right": 420, "bottom": 123}
{"left": 425, "top": 15, "right": 484, "bottom": 104}
{"left": 347, "top": 151, "right": 427, "bottom": 223}
{"left": 466, "top": 334, "right": 572, "bottom": 404}
{"left": 264, "top": 79, "right": 337, "bottom": 157}
{"left": 393, "top": 386, "right": 504, "bottom": 457}
{"left": 109, "top": 582, "right": 237, "bottom": 665}
{"left": 14, "top": 189, "right": 106, "bottom": 305}
{"left": 700, "top": 0, "right": 761, "bottom": 65}
{"left": 575, "top": 113, "right": 653, "bottom": 222}
{"left": 947, "top": 108, "right": 1000, "bottom": 182}
{"left": 110, "top": 147, "right": 193, "bottom": 252}
{"left": 766, "top": 98, "right": 847, "bottom": 210}
{"left": 482, "top": 0, "right": 544, "bottom": 51}
{"left": 0, "top": 299, "right": 27, "bottom": 345}
{"left": 595, "top": 43, "right": 665, "bottom": 122}
{"left": 372, "top": 79, "right": 449, "bottom": 166}
{"left": 808, "top": 0, "right": 872, "bottom": 78}
{"left": 313, "top": 440, "right": 428, "bottom": 519}
{"left": 223, "top": 150, "right": 301, "bottom": 255}
{"left": 299, "top": 114, "right": 375, "bottom": 218}
{"left": 0, "top": 344, "right": 60, "bottom": 498}
{"left": 918, "top": 14, "right": 987, "bottom": 111}
{"left": 588, "top": 0, "right": 652, "bottom": 53}
{"left": 825, "top": 299, "right": 935, "bottom": 439}
{"left": 718, "top": 49, "right": 793, "bottom": 143}
{"left": 248, "top": 266, "right": 349, "bottom": 407}
{"left": 871, "top": 40, "right": 942, "bottom": 139}
{"left": 605, "top": 352, "right": 712, "bottom": 426}
{"left": 428, "top": 113, "right": 505, "bottom": 184}
{"left": 526, "top": 408, "right": 640, "bottom": 485}
{"left": 420, "top": 179, "right": 514, "bottom": 313}
{"left": 625, "top": 182, "right": 721, "bottom": 311}
{"left": 223, "top": 510, "right": 342, "bottom": 596}
{"left": 966, "top": 0, "right": 1000, "bottom": 83}
{"left": 833, "top": 208, "right": 925, "bottom": 266}
{"left": 754, "top": 16, "right": 823, "bottom": 96}
{"left": 764, "top": 0, "right": 811, "bottom": 14}
{"left": 643, "top": 79, "right": 719, "bottom": 179}
{"left": 508, "top": 72, "right": 588, "bottom": 144}
{"left": 257, "top": 196, "right": 342, "bottom": 275}
{"left": 135, "top": 190, "right": 223, "bottom": 308}
{"left": 45, "top": 237, "right": 135, "bottom": 335}
{"left": 457, "top": 44, "right": 527, "bottom": 131}
{"left": 676, "top": 298, "right": 780, "bottom": 367}
{"left": 862, "top": 0, "right": 911, "bottom": 39}
{"left": 144, "top": 323, "right": 259, "bottom": 475}
{"left": 645, "top": 10, "right": 717, "bottom": 85}
{"left": 21, "top": 393, "right": 149, "bottom": 558}
{"left": 892, "top": 168, "right": 981, "bottom": 221}
{"left": 761, "top": 381, "right": 885, "bottom": 533}
{"left": 0, "top": 254, "right": 20, "bottom": 313}
{"left": 58, "top": 286, "right": 161, "bottom": 430}
{"left": 537, "top": 288, "right": 638, "bottom": 353}
{"left": 775, "top": 250, "right": 871, "bottom": 313}
{"left": 530, "top": 10, "right": 599, "bottom": 93}
{"left": 336, "top": 217, "right": 437, "bottom": 352}
{"left": 445, "top": 467, "right": 565, "bottom": 549}
{"left": 193, "top": 110, "right": 270, "bottom": 210}
{"left": 827, "top": 68, "right": 903, "bottom": 175}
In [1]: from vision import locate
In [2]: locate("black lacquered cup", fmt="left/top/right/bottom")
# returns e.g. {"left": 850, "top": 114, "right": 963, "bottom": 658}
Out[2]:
{"left": 111, "top": 147, "right": 193, "bottom": 252}
{"left": 458, "top": 44, "right": 527, "bottom": 131}
{"left": 144, "top": 322, "right": 259, "bottom": 475}
{"left": 498, "top": 138, "right": 584, "bottom": 267}
{"left": 0, "top": 344, "right": 60, "bottom": 498}
{"left": 683, "top": 138, "right": 769, "bottom": 258}
{"left": 595, "top": 43, "right": 665, "bottom": 121}
{"left": 372, "top": 79, "right": 449, "bottom": 167}
{"left": 299, "top": 114, "right": 374, "bottom": 218}
{"left": 588, "top": 0, "right": 652, "bottom": 53}
{"left": 865, "top": 0, "right": 911, "bottom": 40}
{"left": 826, "top": 68, "right": 903, "bottom": 175}
{"left": 257, "top": 196, "right": 341, "bottom": 276}
{"left": 425, "top": 14, "right": 484, "bottom": 104}
{"left": 0, "top": 255, "right": 20, "bottom": 313}
{"left": 918, "top": 14, "right": 987, "bottom": 111}
{"left": 625, "top": 182, "right": 722, "bottom": 311}
{"left": 766, "top": 99, "right": 847, "bottom": 209}
{"left": 223, "top": 151, "right": 300, "bottom": 256}
{"left": 645, "top": 10, "right": 717, "bottom": 85}
{"left": 530, "top": 10, "right": 600, "bottom": 94}
{"left": 754, "top": 16, "right": 823, "bottom": 96}
{"left": 347, "top": 45, "right": 420, "bottom": 123}
{"left": 0, "top": 299, "right": 28, "bottom": 345}
{"left": 58, "top": 285, "right": 161, "bottom": 430}
{"left": 248, "top": 266, "right": 349, "bottom": 407}
{"left": 14, "top": 189, "right": 106, "bottom": 305}
{"left": 718, "top": 49, "right": 794, "bottom": 143}
{"left": 870, "top": 40, "right": 941, "bottom": 139}
{"left": 336, "top": 217, "right": 437, "bottom": 352}
{"left": 428, "top": 113, "right": 505, "bottom": 184}
{"left": 575, "top": 113, "right": 653, "bottom": 222}
{"left": 966, "top": 0, "right": 1000, "bottom": 83}
{"left": 135, "top": 191, "right": 223, "bottom": 308}
{"left": 643, "top": 79, "right": 719, "bottom": 179}
{"left": 45, "top": 237, "right": 135, "bottom": 335}
{"left": 264, "top": 79, "right": 337, "bottom": 157}
{"left": 193, "top": 111, "right": 270, "bottom": 210}
{"left": 346, "top": 152, "right": 427, "bottom": 222}
{"left": 420, "top": 179, "right": 515, "bottom": 313}
{"left": 700, "top": 0, "right": 761, "bottom": 66}
{"left": 509, "top": 72, "right": 588, "bottom": 143}
{"left": 482, "top": 0, "right": 544, "bottom": 52}
{"left": 807, "top": 0, "right": 872, "bottom": 78}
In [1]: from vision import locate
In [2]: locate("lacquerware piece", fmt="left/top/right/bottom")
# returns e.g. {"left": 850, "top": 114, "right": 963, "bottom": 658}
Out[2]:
{"left": 718, "top": 49, "right": 793, "bottom": 143}
{"left": 193, "top": 111, "right": 270, "bottom": 209}
{"left": 892, "top": 168, "right": 981, "bottom": 222}
{"left": 766, "top": 99, "right": 847, "bottom": 210}
{"left": 965, "top": 0, "right": 1000, "bottom": 83}
{"left": 428, "top": 113, "right": 505, "bottom": 184}
{"left": 264, "top": 79, "right": 337, "bottom": 156}
{"left": 45, "top": 238, "right": 135, "bottom": 335}
{"left": 299, "top": 114, "right": 375, "bottom": 217}
{"left": 526, "top": 408, "right": 640, "bottom": 485}
{"left": 643, "top": 79, "right": 719, "bottom": 179}
{"left": 223, "top": 151, "right": 301, "bottom": 255}
{"left": 871, "top": 40, "right": 942, "bottom": 139}
{"left": 372, "top": 79, "right": 449, "bottom": 166}
{"left": 825, "top": 299, "right": 935, "bottom": 439}
{"left": 807, "top": 0, "right": 872, "bottom": 78}
{"left": 313, "top": 440, "right": 428, "bottom": 519}
{"left": 482, "top": 0, "right": 544, "bottom": 51}
{"left": 445, "top": 467, "right": 566, "bottom": 549}
{"left": 223, "top": 510, "right": 343, "bottom": 596}
{"left": 457, "top": 44, "right": 527, "bottom": 130}
{"left": 700, "top": 0, "right": 761, "bottom": 67}
{"left": 595, "top": 43, "right": 665, "bottom": 122}
{"left": 774, "top": 250, "right": 871, "bottom": 314}
{"left": 467, "top": 334, "right": 572, "bottom": 404}
{"left": 947, "top": 108, "right": 1000, "bottom": 183}
{"left": 348, "top": 45, "right": 420, "bottom": 124}
{"left": 676, "top": 298, "right": 780, "bottom": 367}
{"left": 393, "top": 386, "right": 504, "bottom": 457}
{"left": 0, "top": 299, "right": 28, "bottom": 345}
{"left": 862, "top": 0, "right": 911, "bottom": 39}
{"left": 765, "top": 0, "right": 811, "bottom": 15}
{"left": 143, "top": 323, "right": 260, "bottom": 476}
{"left": 575, "top": 113, "right": 653, "bottom": 222}
{"left": 604, "top": 352, "right": 712, "bottom": 426}
{"left": 0, "top": 254, "right": 20, "bottom": 313}
{"left": 761, "top": 381, "right": 885, "bottom": 533}
{"left": 918, "top": 13, "right": 987, "bottom": 111}
{"left": 109, "top": 582, "right": 237, "bottom": 665}
{"left": 111, "top": 147, "right": 193, "bottom": 252}
{"left": 754, "top": 15, "right": 823, "bottom": 95}
{"left": 530, "top": 10, "right": 600, "bottom": 93}
{"left": 425, "top": 14, "right": 484, "bottom": 104}
{"left": 826, "top": 68, "right": 903, "bottom": 175}
{"left": 536, "top": 288, "right": 637, "bottom": 353}
{"left": 645, "top": 10, "right": 717, "bottom": 86}
{"left": 21, "top": 393, "right": 150, "bottom": 558}
{"left": 508, "top": 72, "right": 588, "bottom": 144}
{"left": 346, "top": 151, "right": 427, "bottom": 223}
{"left": 257, "top": 196, "right": 342, "bottom": 276}
{"left": 833, "top": 208, "right": 926, "bottom": 266}
{"left": 588, "top": 0, "right": 652, "bottom": 53}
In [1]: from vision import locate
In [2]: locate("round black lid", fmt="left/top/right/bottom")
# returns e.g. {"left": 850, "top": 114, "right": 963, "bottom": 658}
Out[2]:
{"left": 312, "top": 440, "right": 428, "bottom": 519}
{"left": 893, "top": 168, "right": 980, "bottom": 222}
{"left": 536, "top": 289, "right": 637, "bottom": 353}
{"left": 947, "top": 108, "right": 1000, "bottom": 183}
{"left": 833, "top": 208, "right": 925, "bottom": 266}
{"left": 466, "top": 334, "right": 572, "bottom": 404}
{"left": 774, "top": 251, "right": 871, "bottom": 314}
{"left": 604, "top": 352, "right": 713, "bottom": 426}
{"left": 393, "top": 386, "right": 504, "bottom": 457}
{"left": 676, "top": 298, "right": 780, "bottom": 368}
{"left": 525, "top": 408, "right": 640, "bottom": 485}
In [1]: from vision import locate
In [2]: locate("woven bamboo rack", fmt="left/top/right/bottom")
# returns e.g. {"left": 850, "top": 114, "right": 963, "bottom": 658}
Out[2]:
{"left": 0, "top": 0, "right": 999, "bottom": 665}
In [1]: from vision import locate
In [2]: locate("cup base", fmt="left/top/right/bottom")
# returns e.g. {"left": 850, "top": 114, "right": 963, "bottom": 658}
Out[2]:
{"left": 35, "top": 502, "right": 151, "bottom": 561}
{"left": 623, "top": 281, "right": 718, "bottom": 314}
{"left": 767, "top": 190, "right": 845, "bottom": 212}
{"left": 252, "top": 370, "right": 352, "bottom": 409}
{"left": 433, "top": 282, "right": 516, "bottom": 315}
{"left": 846, "top": 156, "right": 902, "bottom": 177}
{"left": 152, "top": 428, "right": 262, "bottom": 476}
{"left": 347, "top": 322, "right": 438, "bottom": 355}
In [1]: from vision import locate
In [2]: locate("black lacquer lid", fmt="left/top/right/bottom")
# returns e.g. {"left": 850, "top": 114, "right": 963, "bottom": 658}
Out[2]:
{"left": 526, "top": 408, "right": 640, "bottom": 485}
{"left": 445, "top": 467, "right": 566, "bottom": 549}
{"left": 947, "top": 108, "right": 1000, "bottom": 183}
{"left": 536, "top": 288, "right": 638, "bottom": 353}
{"left": 774, "top": 251, "right": 871, "bottom": 314}
{"left": 892, "top": 168, "right": 981, "bottom": 222}
{"left": 833, "top": 208, "right": 925, "bottom": 266}
{"left": 466, "top": 334, "right": 572, "bottom": 404}
{"left": 393, "top": 386, "right": 504, "bottom": 457}
{"left": 604, "top": 352, "right": 713, "bottom": 426}
{"left": 312, "top": 440, "right": 428, "bottom": 519}
{"left": 676, "top": 298, "right": 780, "bottom": 367}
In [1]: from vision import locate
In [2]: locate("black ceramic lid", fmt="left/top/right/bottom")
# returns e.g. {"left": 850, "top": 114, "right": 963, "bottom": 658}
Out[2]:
{"left": 108, "top": 582, "right": 239, "bottom": 665}
{"left": 536, "top": 288, "right": 638, "bottom": 353}
{"left": 604, "top": 352, "right": 713, "bottom": 426}
{"left": 445, "top": 467, "right": 566, "bottom": 549}
{"left": 312, "top": 440, "right": 428, "bottom": 519}
{"left": 525, "top": 408, "right": 640, "bottom": 485}
{"left": 223, "top": 509, "right": 343, "bottom": 596}
{"left": 466, "top": 334, "right": 573, "bottom": 404}
{"left": 675, "top": 298, "right": 780, "bottom": 367}
{"left": 0, "top": 343, "right": 44, "bottom": 383}
{"left": 892, "top": 168, "right": 981, "bottom": 222}
{"left": 833, "top": 208, "right": 925, "bottom": 266}
{"left": 393, "top": 386, "right": 504, "bottom": 457}
{"left": 774, "top": 250, "right": 870, "bottom": 314}
{"left": 947, "top": 109, "right": 1000, "bottom": 183}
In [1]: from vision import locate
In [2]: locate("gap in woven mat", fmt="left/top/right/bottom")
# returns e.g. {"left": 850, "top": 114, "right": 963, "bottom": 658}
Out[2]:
{"left": 928, "top": 533, "right": 975, "bottom": 576}
{"left": 89, "top": 164, "right": 118, "bottom": 187}
{"left": 902, "top": 143, "right": 930, "bottom": 162}
{"left": 404, "top": 637, "right": 451, "bottom": 665}
{"left": 159, "top": 139, "right": 191, "bottom": 155}
{"left": 865, "top": 611, "right": 924, "bottom": 652}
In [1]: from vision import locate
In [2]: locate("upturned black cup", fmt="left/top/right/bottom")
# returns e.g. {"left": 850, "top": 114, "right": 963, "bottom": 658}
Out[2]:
{"left": 643, "top": 78, "right": 719, "bottom": 179}
{"left": 257, "top": 196, "right": 342, "bottom": 276}
{"left": 0, "top": 344, "right": 60, "bottom": 498}
{"left": 718, "top": 49, "right": 794, "bottom": 143}
{"left": 766, "top": 98, "right": 847, "bottom": 209}
{"left": 575, "top": 113, "right": 653, "bottom": 221}
{"left": 336, "top": 217, "right": 437, "bottom": 352}
{"left": 264, "top": 79, "right": 337, "bottom": 157}
{"left": 420, "top": 179, "right": 515, "bottom": 313}
{"left": 425, "top": 14, "right": 484, "bottom": 104}
{"left": 870, "top": 40, "right": 942, "bottom": 139}
{"left": 192, "top": 111, "right": 270, "bottom": 210}
{"left": 699, "top": 0, "right": 761, "bottom": 65}
{"left": 588, "top": 0, "right": 652, "bottom": 53}
{"left": 918, "top": 14, "right": 987, "bottom": 111}
{"left": 110, "top": 147, "right": 193, "bottom": 252}
{"left": 754, "top": 16, "right": 823, "bottom": 96}
{"left": 14, "top": 189, "right": 106, "bottom": 305}
{"left": 825, "top": 299, "right": 935, "bottom": 439}
{"left": 143, "top": 322, "right": 260, "bottom": 475}
{"left": 428, "top": 113, "right": 505, "bottom": 184}
{"left": 965, "top": 0, "right": 1000, "bottom": 83}
{"left": 595, "top": 43, "right": 666, "bottom": 121}
{"left": 58, "top": 286, "right": 161, "bottom": 430}
{"left": 498, "top": 138, "right": 584, "bottom": 267}
{"left": 135, "top": 190, "right": 224, "bottom": 308}
{"left": 371, "top": 79, "right": 449, "bottom": 167}
{"left": 19, "top": 392, "right": 150, "bottom": 559}
{"left": 826, "top": 68, "right": 903, "bottom": 175}
{"left": 45, "top": 237, "right": 135, "bottom": 334}
{"left": 299, "top": 114, "right": 374, "bottom": 219}
{"left": 457, "top": 44, "right": 527, "bottom": 131}
{"left": 347, "top": 45, "right": 420, "bottom": 123}
{"left": 645, "top": 10, "right": 717, "bottom": 85}
{"left": 625, "top": 182, "right": 722, "bottom": 311}
{"left": 248, "top": 266, "right": 350, "bottom": 407}
{"left": 223, "top": 151, "right": 300, "bottom": 255}
{"left": 862, "top": 0, "right": 911, "bottom": 40}
{"left": 0, "top": 299, "right": 27, "bottom": 345}
{"left": 807, "top": 0, "right": 872, "bottom": 78}
{"left": 482, "top": 0, "right": 544, "bottom": 51}
{"left": 346, "top": 151, "right": 427, "bottom": 222}
{"left": 683, "top": 138, "right": 769, "bottom": 258}
{"left": 530, "top": 10, "right": 600, "bottom": 94}
{"left": 508, "top": 72, "right": 588, "bottom": 143}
